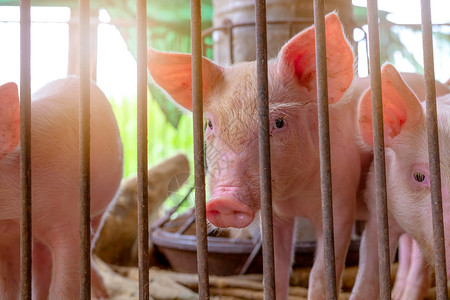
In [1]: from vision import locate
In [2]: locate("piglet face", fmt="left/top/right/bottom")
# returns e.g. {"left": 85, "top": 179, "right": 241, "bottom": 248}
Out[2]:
{"left": 359, "top": 64, "right": 450, "bottom": 275}
{"left": 202, "top": 63, "right": 316, "bottom": 228}
{"left": 387, "top": 105, "right": 450, "bottom": 275}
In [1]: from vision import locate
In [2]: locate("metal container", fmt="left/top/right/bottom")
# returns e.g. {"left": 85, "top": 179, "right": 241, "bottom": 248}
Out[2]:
{"left": 211, "top": 0, "right": 354, "bottom": 64}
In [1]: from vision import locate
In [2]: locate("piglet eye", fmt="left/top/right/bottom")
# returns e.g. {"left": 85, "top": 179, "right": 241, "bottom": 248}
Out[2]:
{"left": 205, "top": 119, "right": 213, "bottom": 130}
{"left": 413, "top": 171, "right": 426, "bottom": 182}
{"left": 274, "top": 116, "right": 285, "bottom": 129}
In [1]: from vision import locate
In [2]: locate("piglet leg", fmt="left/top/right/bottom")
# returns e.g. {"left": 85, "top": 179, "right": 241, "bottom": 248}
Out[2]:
{"left": 351, "top": 214, "right": 402, "bottom": 300}
{"left": 273, "top": 218, "right": 296, "bottom": 300}
{"left": 47, "top": 228, "right": 80, "bottom": 300}
{"left": 308, "top": 197, "right": 355, "bottom": 299}
{"left": 391, "top": 234, "right": 412, "bottom": 300}
{"left": 350, "top": 215, "right": 383, "bottom": 300}
{"left": 32, "top": 241, "right": 52, "bottom": 300}
{"left": 0, "top": 242, "right": 20, "bottom": 300}
{"left": 392, "top": 235, "right": 429, "bottom": 300}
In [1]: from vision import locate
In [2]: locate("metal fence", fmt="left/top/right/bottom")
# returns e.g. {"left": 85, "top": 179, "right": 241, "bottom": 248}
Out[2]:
{"left": 16, "top": 0, "right": 447, "bottom": 299}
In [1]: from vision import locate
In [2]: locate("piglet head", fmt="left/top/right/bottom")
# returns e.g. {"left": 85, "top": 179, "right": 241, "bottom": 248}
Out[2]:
{"left": 147, "top": 12, "right": 354, "bottom": 228}
{"left": 359, "top": 64, "right": 450, "bottom": 274}
{"left": 0, "top": 82, "right": 20, "bottom": 160}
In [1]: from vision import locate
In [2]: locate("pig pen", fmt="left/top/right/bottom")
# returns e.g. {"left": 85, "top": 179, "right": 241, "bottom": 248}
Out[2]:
{"left": 4, "top": 0, "right": 450, "bottom": 299}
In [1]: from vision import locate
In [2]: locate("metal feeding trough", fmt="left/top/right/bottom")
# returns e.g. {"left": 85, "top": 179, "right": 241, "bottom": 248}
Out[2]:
{"left": 151, "top": 188, "right": 360, "bottom": 276}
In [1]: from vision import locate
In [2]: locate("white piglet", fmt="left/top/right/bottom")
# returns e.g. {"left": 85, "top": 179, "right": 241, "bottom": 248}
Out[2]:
{"left": 0, "top": 77, "right": 123, "bottom": 299}
{"left": 148, "top": 13, "right": 367, "bottom": 299}
{"left": 351, "top": 63, "right": 450, "bottom": 300}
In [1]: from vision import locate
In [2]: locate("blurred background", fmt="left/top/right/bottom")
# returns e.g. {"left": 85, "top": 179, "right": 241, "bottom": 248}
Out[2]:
{"left": 0, "top": 0, "right": 448, "bottom": 211}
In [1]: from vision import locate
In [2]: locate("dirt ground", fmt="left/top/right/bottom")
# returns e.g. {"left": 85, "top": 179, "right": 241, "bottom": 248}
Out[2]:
{"left": 94, "top": 256, "right": 446, "bottom": 300}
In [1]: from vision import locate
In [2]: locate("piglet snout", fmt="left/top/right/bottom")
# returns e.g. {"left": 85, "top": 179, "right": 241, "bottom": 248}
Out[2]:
{"left": 206, "top": 196, "right": 255, "bottom": 228}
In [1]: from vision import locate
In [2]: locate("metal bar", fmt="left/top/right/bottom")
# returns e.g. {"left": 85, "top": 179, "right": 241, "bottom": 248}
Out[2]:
{"left": 229, "top": 26, "right": 234, "bottom": 64}
{"left": 19, "top": 0, "right": 32, "bottom": 298}
{"left": 288, "top": 21, "right": 293, "bottom": 38}
{"left": 223, "top": 19, "right": 234, "bottom": 64}
{"left": 313, "top": 0, "right": 336, "bottom": 299}
{"left": 137, "top": 0, "right": 149, "bottom": 298}
{"left": 366, "top": 1, "right": 391, "bottom": 299}
{"left": 177, "top": 212, "right": 196, "bottom": 235}
{"left": 201, "top": 18, "right": 314, "bottom": 38}
{"left": 79, "top": 0, "right": 91, "bottom": 298}
{"left": 150, "top": 187, "right": 195, "bottom": 231}
{"left": 420, "top": 1, "right": 448, "bottom": 298}
{"left": 254, "top": 0, "right": 276, "bottom": 299}
{"left": 190, "top": 1, "right": 210, "bottom": 299}
{"left": 364, "top": 31, "right": 370, "bottom": 74}
{"left": 239, "top": 238, "right": 263, "bottom": 275}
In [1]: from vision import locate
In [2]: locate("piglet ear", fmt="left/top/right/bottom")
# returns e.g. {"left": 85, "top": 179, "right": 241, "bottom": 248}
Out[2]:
{"left": 277, "top": 12, "right": 353, "bottom": 104}
{"left": 147, "top": 48, "right": 224, "bottom": 111}
{"left": 358, "top": 64, "right": 424, "bottom": 147}
{"left": 0, "top": 82, "right": 20, "bottom": 159}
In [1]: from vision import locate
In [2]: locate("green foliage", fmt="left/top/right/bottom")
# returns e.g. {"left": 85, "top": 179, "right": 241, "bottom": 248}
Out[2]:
{"left": 353, "top": 5, "right": 449, "bottom": 82}
{"left": 109, "top": 92, "right": 195, "bottom": 209}
{"left": 102, "top": 0, "right": 213, "bottom": 129}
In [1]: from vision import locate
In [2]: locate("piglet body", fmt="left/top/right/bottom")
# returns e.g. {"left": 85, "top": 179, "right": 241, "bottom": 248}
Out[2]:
{"left": 148, "top": 13, "right": 367, "bottom": 299}
{"left": 0, "top": 77, "right": 123, "bottom": 299}
{"left": 351, "top": 64, "right": 450, "bottom": 300}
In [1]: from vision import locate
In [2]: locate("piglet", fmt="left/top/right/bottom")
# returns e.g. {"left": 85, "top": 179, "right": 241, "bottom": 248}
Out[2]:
{"left": 0, "top": 77, "right": 123, "bottom": 299}
{"left": 351, "top": 64, "right": 450, "bottom": 300}
{"left": 148, "top": 13, "right": 366, "bottom": 299}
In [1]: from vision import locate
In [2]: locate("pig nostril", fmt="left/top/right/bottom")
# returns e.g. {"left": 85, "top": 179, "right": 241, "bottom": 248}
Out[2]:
{"left": 207, "top": 210, "right": 220, "bottom": 217}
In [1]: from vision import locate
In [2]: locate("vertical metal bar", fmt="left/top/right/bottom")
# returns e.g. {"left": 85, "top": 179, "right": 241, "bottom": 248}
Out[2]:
{"left": 191, "top": 1, "right": 210, "bottom": 299}
{"left": 79, "top": 0, "right": 91, "bottom": 298}
{"left": 366, "top": 1, "right": 391, "bottom": 299}
{"left": 288, "top": 21, "right": 293, "bottom": 39}
{"left": 313, "top": 1, "right": 336, "bottom": 299}
{"left": 229, "top": 27, "right": 234, "bottom": 64}
{"left": 19, "top": 0, "right": 32, "bottom": 298}
{"left": 255, "top": 1, "right": 276, "bottom": 299}
{"left": 137, "top": 0, "right": 149, "bottom": 297}
{"left": 364, "top": 31, "right": 370, "bottom": 74}
{"left": 224, "top": 19, "right": 234, "bottom": 64}
{"left": 420, "top": 1, "right": 448, "bottom": 299}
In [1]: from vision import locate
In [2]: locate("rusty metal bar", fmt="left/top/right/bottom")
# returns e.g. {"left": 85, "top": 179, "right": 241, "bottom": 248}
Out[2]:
{"left": 288, "top": 21, "right": 293, "bottom": 39}
{"left": 313, "top": 0, "right": 336, "bottom": 299}
{"left": 201, "top": 18, "right": 313, "bottom": 39}
{"left": 19, "top": 0, "right": 32, "bottom": 298}
{"left": 223, "top": 19, "right": 234, "bottom": 64}
{"left": 367, "top": 1, "right": 391, "bottom": 299}
{"left": 239, "top": 238, "right": 263, "bottom": 275}
{"left": 190, "top": 0, "right": 210, "bottom": 299}
{"left": 229, "top": 25, "right": 234, "bottom": 64}
{"left": 79, "top": 0, "right": 91, "bottom": 298}
{"left": 137, "top": 0, "right": 149, "bottom": 298}
{"left": 254, "top": 0, "right": 276, "bottom": 299}
{"left": 420, "top": 1, "right": 448, "bottom": 299}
